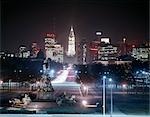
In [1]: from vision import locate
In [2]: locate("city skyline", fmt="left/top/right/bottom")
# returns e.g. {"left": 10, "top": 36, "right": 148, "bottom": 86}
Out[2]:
{"left": 0, "top": 0, "right": 149, "bottom": 115}
{"left": 1, "top": 0, "right": 149, "bottom": 52}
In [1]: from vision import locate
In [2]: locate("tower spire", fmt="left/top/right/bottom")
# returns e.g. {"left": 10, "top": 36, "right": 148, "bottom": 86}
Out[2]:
{"left": 67, "top": 26, "right": 76, "bottom": 56}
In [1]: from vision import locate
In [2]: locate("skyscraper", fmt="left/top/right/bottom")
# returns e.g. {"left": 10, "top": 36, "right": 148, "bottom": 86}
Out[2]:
{"left": 30, "top": 42, "right": 39, "bottom": 58}
{"left": 67, "top": 26, "right": 76, "bottom": 57}
{"left": 18, "top": 45, "right": 30, "bottom": 58}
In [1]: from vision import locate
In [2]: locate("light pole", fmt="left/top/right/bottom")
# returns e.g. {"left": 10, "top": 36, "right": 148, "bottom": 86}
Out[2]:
{"left": 8, "top": 79, "right": 12, "bottom": 91}
{"left": 0, "top": 80, "right": 3, "bottom": 90}
{"left": 103, "top": 76, "right": 106, "bottom": 115}
{"left": 122, "top": 84, "right": 127, "bottom": 94}
{"left": 109, "top": 78, "right": 113, "bottom": 117}
{"left": 83, "top": 85, "right": 88, "bottom": 96}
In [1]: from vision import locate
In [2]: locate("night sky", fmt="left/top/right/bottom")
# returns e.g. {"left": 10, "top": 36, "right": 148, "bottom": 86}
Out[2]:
{"left": 1, "top": 0, "right": 149, "bottom": 52}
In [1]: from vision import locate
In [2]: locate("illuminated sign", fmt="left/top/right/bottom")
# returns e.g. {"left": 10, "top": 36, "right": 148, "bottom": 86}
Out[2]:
{"left": 101, "top": 38, "right": 110, "bottom": 44}
{"left": 96, "top": 32, "right": 102, "bottom": 35}
{"left": 46, "top": 33, "right": 56, "bottom": 38}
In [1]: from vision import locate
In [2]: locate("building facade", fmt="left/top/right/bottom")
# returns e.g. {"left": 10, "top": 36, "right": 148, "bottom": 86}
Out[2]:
{"left": 98, "top": 44, "right": 118, "bottom": 61}
{"left": 132, "top": 47, "right": 149, "bottom": 61}
{"left": 100, "top": 37, "right": 110, "bottom": 44}
{"left": 19, "top": 45, "right": 30, "bottom": 58}
{"left": 0, "top": 51, "right": 15, "bottom": 58}
{"left": 30, "top": 42, "right": 39, "bottom": 58}
{"left": 89, "top": 40, "right": 100, "bottom": 62}
{"left": 44, "top": 33, "right": 64, "bottom": 63}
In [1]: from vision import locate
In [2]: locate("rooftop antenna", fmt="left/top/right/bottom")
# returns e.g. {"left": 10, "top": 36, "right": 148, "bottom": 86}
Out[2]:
{"left": 52, "top": 17, "right": 56, "bottom": 34}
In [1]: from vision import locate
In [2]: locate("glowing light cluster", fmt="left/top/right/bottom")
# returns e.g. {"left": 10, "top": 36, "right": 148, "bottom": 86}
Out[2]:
{"left": 67, "top": 26, "right": 76, "bottom": 56}
{"left": 51, "top": 70, "right": 69, "bottom": 83}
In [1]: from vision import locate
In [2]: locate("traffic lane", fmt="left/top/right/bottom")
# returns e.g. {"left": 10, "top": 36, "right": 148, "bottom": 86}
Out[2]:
{"left": 21, "top": 95, "right": 100, "bottom": 114}
{"left": 1, "top": 99, "right": 103, "bottom": 114}
{"left": 66, "top": 76, "right": 76, "bottom": 82}
{"left": 51, "top": 70, "right": 69, "bottom": 83}
{"left": 66, "top": 70, "right": 76, "bottom": 82}
{"left": 26, "top": 102, "right": 57, "bottom": 109}
{"left": 53, "top": 87, "right": 81, "bottom": 98}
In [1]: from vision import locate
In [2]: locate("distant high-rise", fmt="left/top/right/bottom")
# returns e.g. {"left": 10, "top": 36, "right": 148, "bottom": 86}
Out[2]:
{"left": 44, "top": 33, "right": 64, "bottom": 63}
{"left": 100, "top": 37, "right": 110, "bottom": 44}
{"left": 89, "top": 40, "right": 100, "bottom": 62}
{"left": 67, "top": 26, "right": 76, "bottom": 57}
{"left": 30, "top": 42, "right": 39, "bottom": 58}
{"left": 76, "top": 39, "right": 88, "bottom": 65}
{"left": 98, "top": 44, "right": 118, "bottom": 61}
{"left": 19, "top": 45, "right": 30, "bottom": 58}
{"left": 132, "top": 45, "right": 149, "bottom": 61}
{"left": 118, "top": 38, "right": 127, "bottom": 56}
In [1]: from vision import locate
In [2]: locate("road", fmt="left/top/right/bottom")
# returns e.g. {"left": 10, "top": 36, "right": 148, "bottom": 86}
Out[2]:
{"left": 0, "top": 65, "right": 149, "bottom": 115}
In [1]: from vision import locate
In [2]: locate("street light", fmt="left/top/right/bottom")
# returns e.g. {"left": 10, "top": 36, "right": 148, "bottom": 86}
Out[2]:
{"left": 82, "top": 100, "right": 87, "bottom": 107}
{"left": 83, "top": 85, "right": 88, "bottom": 96}
{"left": 122, "top": 84, "right": 127, "bottom": 89}
{"left": 49, "top": 69, "right": 55, "bottom": 78}
{"left": 122, "top": 84, "right": 127, "bottom": 94}
{"left": 75, "top": 70, "right": 78, "bottom": 74}
{"left": 109, "top": 78, "right": 112, "bottom": 82}
{"left": 103, "top": 75, "right": 106, "bottom": 115}
{"left": 83, "top": 86, "right": 87, "bottom": 90}
{"left": 36, "top": 81, "right": 40, "bottom": 84}
{"left": 40, "top": 70, "right": 43, "bottom": 73}
{"left": 109, "top": 78, "right": 113, "bottom": 117}
{"left": 0, "top": 80, "right": 3, "bottom": 85}
{"left": 50, "top": 69, "right": 55, "bottom": 74}
{"left": 36, "top": 81, "right": 40, "bottom": 87}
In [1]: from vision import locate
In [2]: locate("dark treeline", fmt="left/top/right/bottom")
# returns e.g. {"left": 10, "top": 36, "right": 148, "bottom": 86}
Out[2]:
{"left": 0, "top": 57, "right": 63, "bottom": 82}
{"left": 75, "top": 60, "right": 149, "bottom": 85}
